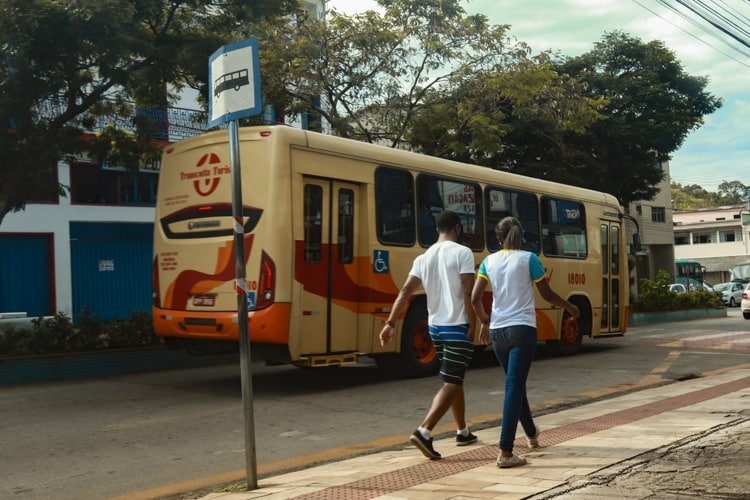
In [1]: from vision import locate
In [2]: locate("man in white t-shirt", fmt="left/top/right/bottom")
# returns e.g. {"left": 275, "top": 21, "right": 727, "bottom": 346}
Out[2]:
{"left": 380, "top": 211, "right": 477, "bottom": 460}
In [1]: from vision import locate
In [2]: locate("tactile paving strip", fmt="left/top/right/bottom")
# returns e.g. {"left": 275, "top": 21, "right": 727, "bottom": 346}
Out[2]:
{"left": 293, "top": 376, "right": 750, "bottom": 500}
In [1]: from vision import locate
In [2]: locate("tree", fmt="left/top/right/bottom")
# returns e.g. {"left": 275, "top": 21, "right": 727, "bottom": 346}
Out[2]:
{"left": 0, "top": 0, "right": 297, "bottom": 225}
{"left": 718, "top": 180, "right": 750, "bottom": 203}
{"left": 671, "top": 182, "right": 723, "bottom": 209}
{"left": 256, "top": 0, "right": 525, "bottom": 147}
{"left": 406, "top": 56, "right": 608, "bottom": 186}
{"left": 670, "top": 181, "right": 746, "bottom": 209}
{"left": 407, "top": 31, "right": 722, "bottom": 207}
{"left": 552, "top": 32, "right": 722, "bottom": 205}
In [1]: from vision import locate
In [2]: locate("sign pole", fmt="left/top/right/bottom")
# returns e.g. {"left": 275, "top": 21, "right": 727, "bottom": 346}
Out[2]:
{"left": 229, "top": 119, "right": 258, "bottom": 489}
{"left": 208, "top": 37, "right": 262, "bottom": 491}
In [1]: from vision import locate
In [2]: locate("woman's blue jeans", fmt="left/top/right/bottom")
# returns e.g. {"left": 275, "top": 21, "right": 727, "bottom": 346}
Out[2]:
{"left": 490, "top": 324, "right": 538, "bottom": 452}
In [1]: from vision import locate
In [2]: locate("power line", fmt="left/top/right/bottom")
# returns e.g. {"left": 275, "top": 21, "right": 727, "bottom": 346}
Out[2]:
{"left": 630, "top": 0, "right": 750, "bottom": 68}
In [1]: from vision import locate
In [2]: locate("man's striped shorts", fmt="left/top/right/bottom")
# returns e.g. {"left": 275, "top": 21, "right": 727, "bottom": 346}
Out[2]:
{"left": 429, "top": 324, "right": 473, "bottom": 385}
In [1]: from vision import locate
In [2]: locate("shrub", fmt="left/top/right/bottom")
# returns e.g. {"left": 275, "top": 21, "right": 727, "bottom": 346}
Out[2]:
{"left": 0, "top": 311, "right": 160, "bottom": 357}
{"left": 630, "top": 269, "right": 723, "bottom": 313}
{"left": 102, "top": 311, "right": 160, "bottom": 349}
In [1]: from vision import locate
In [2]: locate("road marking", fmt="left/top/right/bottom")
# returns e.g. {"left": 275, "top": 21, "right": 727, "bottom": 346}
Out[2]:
{"left": 683, "top": 331, "right": 750, "bottom": 342}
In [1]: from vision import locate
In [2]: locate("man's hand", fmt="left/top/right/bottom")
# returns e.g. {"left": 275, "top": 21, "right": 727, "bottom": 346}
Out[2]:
{"left": 379, "top": 325, "right": 394, "bottom": 346}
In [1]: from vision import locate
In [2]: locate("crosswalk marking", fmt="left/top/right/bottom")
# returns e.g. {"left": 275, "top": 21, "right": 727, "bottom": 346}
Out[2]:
{"left": 683, "top": 331, "right": 750, "bottom": 342}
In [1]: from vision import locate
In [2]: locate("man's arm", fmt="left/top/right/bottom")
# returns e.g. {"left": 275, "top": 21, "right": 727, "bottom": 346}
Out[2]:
{"left": 460, "top": 272, "right": 476, "bottom": 340}
{"left": 379, "top": 275, "right": 422, "bottom": 346}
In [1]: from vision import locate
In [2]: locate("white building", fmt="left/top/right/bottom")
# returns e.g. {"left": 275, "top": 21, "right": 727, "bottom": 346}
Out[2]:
{"left": 625, "top": 160, "right": 676, "bottom": 291}
{"left": 673, "top": 205, "right": 750, "bottom": 284}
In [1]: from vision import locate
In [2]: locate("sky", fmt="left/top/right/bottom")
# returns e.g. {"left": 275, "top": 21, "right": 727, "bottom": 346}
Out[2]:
{"left": 327, "top": 0, "right": 750, "bottom": 193}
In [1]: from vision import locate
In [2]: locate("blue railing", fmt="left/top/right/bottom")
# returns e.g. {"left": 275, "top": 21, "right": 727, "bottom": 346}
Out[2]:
{"left": 36, "top": 97, "right": 208, "bottom": 142}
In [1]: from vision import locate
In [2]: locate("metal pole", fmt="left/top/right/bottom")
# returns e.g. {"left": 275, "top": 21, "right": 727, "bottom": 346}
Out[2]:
{"left": 229, "top": 120, "right": 258, "bottom": 490}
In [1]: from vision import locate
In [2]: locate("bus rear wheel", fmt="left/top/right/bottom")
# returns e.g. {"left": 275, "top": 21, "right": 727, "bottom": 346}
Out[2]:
{"left": 375, "top": 301, "right": 439, "bottom": 378}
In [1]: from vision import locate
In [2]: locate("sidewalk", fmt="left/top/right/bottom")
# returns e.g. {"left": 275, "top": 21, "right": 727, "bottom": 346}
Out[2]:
{"left": 196, "top": 368, "right": 750, "bottom": 500}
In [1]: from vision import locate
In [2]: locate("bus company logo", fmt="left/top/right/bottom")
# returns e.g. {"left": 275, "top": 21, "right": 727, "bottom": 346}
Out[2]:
{"left": 181, "top": 152, "right": 230, "bottom": 197}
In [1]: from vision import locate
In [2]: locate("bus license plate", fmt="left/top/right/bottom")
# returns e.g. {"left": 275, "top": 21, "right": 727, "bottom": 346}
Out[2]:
{"left": 192, "top": 294, "right": 216, "bottom": 307}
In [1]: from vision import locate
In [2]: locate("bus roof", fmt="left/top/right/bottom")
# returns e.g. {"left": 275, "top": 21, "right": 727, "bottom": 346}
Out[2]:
{"left": 169, "top": 125, "right": 621, "bottom": 210}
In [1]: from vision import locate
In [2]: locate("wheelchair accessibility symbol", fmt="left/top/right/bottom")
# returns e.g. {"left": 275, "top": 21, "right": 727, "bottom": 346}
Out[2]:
{"left": 373, "top": 250, "right": 389, "bottom": 274}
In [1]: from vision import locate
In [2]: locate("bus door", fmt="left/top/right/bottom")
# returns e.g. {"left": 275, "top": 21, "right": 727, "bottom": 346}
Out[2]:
{"left": 298, "top": 178, "right": 360, "bottom": 355}
{"left": 600, "top": 221, "right": 622, "bottom": 332}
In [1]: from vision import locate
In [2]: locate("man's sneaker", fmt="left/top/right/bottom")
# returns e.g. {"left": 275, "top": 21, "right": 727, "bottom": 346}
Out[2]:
{"left": 456, "top": 432, "right": 478, "bottom": 446}
{"left": 527, "top": 428, "right": 540, "bottom": 449}
{"left": 496, "top": 453, "right": 527, "bottom": 468}
{"left": 409, "top": 430, "right": 441, "bottom": 459}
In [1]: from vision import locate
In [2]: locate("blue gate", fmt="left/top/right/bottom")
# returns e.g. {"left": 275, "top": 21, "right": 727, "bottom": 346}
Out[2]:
{"left": 70, "top": 222, "right": 153, "bottom": 322}
{"left": 0, "top": 234, "right": 54, "bottom": 317}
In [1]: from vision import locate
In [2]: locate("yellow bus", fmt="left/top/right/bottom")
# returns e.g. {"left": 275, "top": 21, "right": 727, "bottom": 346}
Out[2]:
{"left": 153, "top": 125, "right": 628, "bottom": 377}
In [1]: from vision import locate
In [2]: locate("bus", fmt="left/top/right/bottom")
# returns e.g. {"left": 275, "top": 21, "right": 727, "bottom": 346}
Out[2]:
{"left": 675, "top": 259, "right": 707, "bottom": 290}
{"left": 152, "top": 126, "right": 629, "bottom": 377}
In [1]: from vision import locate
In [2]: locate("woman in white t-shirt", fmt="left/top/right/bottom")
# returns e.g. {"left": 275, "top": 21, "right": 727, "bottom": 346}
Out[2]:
{"left": 471, "top": 216, "right": 579, "bottom": 468}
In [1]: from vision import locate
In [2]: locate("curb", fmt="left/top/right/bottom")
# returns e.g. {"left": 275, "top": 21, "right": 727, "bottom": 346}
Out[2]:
{"left": 0, "top": 348, "right": 237, "bottom": 387}
{"left": 628, "top": 307, "right": 726, "bottom": 326}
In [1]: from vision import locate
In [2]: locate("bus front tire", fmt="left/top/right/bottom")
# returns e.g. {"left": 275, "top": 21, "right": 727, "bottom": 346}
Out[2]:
{"left": 546, "top": 310, "right": 583, "bottom": 356}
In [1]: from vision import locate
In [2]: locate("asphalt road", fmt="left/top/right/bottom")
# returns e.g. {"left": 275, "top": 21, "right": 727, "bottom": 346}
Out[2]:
{"left": 2, "top": 309, "right": 749, "bottom": 499}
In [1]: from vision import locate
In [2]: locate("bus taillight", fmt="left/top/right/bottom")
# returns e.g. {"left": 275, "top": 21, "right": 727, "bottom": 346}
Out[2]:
{"left": 256, "top": 251, "right": 275, "bottom": 309}
{"left": 152, "top": 256, "right": 161, "bottom": 307}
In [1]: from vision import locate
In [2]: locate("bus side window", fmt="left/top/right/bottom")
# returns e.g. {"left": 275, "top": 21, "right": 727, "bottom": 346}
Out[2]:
{"left": 485, "top": 187, "right": 539, "bottom": 253}
{"left": 416, "top": 174, "right": 484, "bottom": 251}
{"left": 375, "top": 167, "right": 415, "bottom": 246}
{"left": 541, "top": 197, "right": 587, "bottom": 258}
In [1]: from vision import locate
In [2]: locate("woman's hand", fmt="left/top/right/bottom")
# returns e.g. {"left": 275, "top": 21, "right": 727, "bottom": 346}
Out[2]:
{"left": 478, "top": 323, "right": 490, "bottom": 345}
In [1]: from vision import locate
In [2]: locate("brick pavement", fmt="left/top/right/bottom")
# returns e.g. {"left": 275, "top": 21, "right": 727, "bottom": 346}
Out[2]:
{"left": 192, "top": 367, "right": 750, "bottom": 500}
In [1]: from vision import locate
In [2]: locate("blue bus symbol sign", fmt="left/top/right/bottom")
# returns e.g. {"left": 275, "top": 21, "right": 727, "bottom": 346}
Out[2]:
{"left": 373, "top": 250, "right": 389, "bottom": 274}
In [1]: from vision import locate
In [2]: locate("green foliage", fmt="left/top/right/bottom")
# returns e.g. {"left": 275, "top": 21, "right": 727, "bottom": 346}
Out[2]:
{"left": 549, "top": 32, "right": 721, "bottom": 206}
{"left": 718, "top": 180, "right": 750, "bottom": 204}
{"left": 671, "top": 181, "right": 747, "bottom": 209}
{"left": 630, "top": 270, "right": 723, "bottom": 313}
{"left": 258, "top": 0, "right": 523, "bottom": 145}
{"left": 408, "top": 31, "right": 721, "bottom": 206}
{"left": 0, "top": 311, "right": 160, "bottom": 357}
{"left": 0, "top": 0, "right": 297, "bottom": 225}
{"left": 102, "top": 311, "right": 158, "bottom": 349}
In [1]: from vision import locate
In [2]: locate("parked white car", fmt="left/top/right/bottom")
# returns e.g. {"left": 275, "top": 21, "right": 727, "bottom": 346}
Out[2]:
{"left": 713, "top": 282, "right": 745, "bottom": 307}
{"left": 741, "top": 283, "right": 750, "bottom": 319}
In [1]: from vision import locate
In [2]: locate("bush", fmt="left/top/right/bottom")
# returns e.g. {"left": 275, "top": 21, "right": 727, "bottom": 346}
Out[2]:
{"left": 0, "top": 310, "right": 160, "bottom": 357}
{"left": 630, "top": 269, "right": 723, "bottom": 313}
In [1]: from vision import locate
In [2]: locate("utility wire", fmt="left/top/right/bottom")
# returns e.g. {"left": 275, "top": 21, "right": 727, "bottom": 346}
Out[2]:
{"left": 630, "top": 0, "right": 750, "bottom": 68}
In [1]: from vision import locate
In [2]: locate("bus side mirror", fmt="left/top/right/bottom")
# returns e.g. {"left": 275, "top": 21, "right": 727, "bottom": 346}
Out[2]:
{"left": 632, "top": 234, "right": 642, "bottom": 253}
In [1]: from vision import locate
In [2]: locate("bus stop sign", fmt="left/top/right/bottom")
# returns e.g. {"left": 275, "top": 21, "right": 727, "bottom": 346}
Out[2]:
{"left": 208, "top": 38, "right": 262, "bottom": 127}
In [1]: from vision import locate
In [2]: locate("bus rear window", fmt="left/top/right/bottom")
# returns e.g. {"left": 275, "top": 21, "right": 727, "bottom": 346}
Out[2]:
{"left": 159, "top": 203, "right": 261, "bottom": 239}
